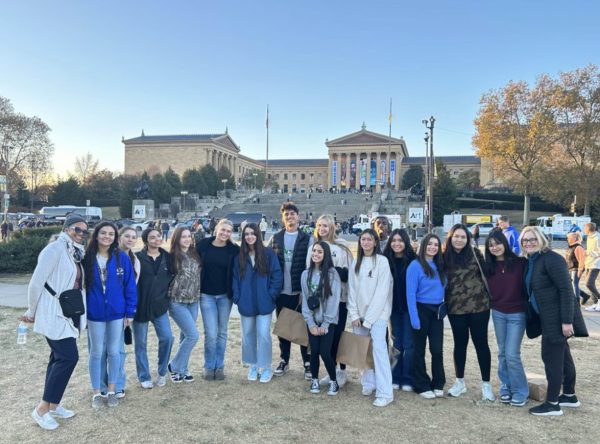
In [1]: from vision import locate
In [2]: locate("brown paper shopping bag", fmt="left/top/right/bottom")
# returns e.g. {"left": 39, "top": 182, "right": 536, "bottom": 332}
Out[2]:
{"left": 272, "top": 307, "right": 309, "bottom": 347}
{"left": 336, "top": 331, "right": 374, "bottom": 369}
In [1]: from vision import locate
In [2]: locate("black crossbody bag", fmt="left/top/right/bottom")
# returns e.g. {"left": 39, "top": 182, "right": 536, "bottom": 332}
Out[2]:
{"left": 44, "top": 283, "right": 85, "bottom": 318}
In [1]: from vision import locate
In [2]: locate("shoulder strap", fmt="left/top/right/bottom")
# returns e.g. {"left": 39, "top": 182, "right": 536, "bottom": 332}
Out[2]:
{"left": 44, "top": 282, "right": 57, "bottom": 296}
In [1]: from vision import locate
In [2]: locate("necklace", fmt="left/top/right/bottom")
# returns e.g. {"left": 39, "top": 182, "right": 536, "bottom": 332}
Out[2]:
{"left": 498, "top": 262, "right": 505, "bottom": 274}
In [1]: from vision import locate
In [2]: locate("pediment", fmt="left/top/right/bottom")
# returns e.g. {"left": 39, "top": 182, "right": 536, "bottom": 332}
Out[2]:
{"left": 327, "top": 129, "right": 405, "bottom": 147}
{"left": 213, "top": 134, "right": 240, "bottom": 152}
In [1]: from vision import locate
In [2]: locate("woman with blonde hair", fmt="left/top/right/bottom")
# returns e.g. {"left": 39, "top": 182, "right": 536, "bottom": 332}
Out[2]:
{"left": 520, "top": 226, "right": 588, "bottom": 416}
{"left": 196, "top": 218, "right": 240, "bottom": 380}
{"left": 308, "top": 214, "right": 354, "bottom": 387}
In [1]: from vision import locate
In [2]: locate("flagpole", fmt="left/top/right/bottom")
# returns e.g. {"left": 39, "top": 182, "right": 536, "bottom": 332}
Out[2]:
{"left": 386, "top": 98, "right": 392, "bottom": 190}
{"left": 265, "top": 105, "right": 269, "bottom": 189}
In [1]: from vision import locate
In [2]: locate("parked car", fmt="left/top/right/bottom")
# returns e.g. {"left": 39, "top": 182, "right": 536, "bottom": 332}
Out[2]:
{"left": 131, "top": 220, "right": 153, "bottom": 232}
{"left": 469, "top": 223, "right": 495, "bottom": 237}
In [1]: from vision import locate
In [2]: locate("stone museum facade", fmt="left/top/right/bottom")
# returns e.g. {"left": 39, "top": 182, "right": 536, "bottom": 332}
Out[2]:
{"left": 123, "top": 125, "right": 491, "bottom": 193}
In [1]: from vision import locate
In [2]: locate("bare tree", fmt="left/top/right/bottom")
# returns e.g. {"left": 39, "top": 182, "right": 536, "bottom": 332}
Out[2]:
{"left": 73, "top": 152, "right": 100, "bottom": 184}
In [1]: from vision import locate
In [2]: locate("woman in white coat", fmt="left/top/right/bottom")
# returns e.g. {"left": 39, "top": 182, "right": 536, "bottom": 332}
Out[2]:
{"left": 20, "top": 215, "right": 88, "bottom": 430}
{"left": 348, "top": 228, "right": 394, "bottom": 407}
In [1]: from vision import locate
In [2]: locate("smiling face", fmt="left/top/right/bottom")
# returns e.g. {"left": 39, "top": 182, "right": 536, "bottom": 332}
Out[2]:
{"left": 215, "top": 223, "right": 233, "bottom": 242}
{"left": 521, "top": 231, "right": 540, "bottom": 255}
{"left": 451, "top": 228, "right": 468, "bottom": 252}
{"left": 119, "top": 228, "right": 137, "bottom": 252}
{"left": 487, "top": 238, "right": 505, "bottom": 259}
{"left": 96, "top": 225, "right": 116, "bottom": 249}
{"left": 243, "top": 227, "right": 257, "bottom": 248}
{"left": 179, "top": 229, "right": 192, "bottom": 251}
{"left": 146, "top": 229, "right": 162, "bottom": 250}
{"left": 317, "top": 219, "right": 330, "bottom": 239}
{"left": 390, "top": 234, "right": 405, "bottom": 256}
{"left": 282, "top": 210, "right": 299, "bottom": 232}
{"left": 425, "top": 237, "right": 439, "bottom": 259}
{"left": 67, "top": 222, "right": 88, "bottom": 243}
{"left": 360, "top": 233, "right": 376, "bottom": 256}
{"left": 311, "top": 243, "right": 324, "bottom": 265}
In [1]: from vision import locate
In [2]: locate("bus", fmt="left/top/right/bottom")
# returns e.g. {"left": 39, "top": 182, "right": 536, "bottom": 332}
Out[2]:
{"left": 40, "top": 205, "right": 103, "bottom": 224}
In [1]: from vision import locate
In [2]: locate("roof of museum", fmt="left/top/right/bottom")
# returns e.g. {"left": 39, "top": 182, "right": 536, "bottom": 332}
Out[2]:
{"left": 255, "top": 159, "right": 329, "bottom": 167}
{"left": 404, "top": 155, "right": 480, "bottom": 165}
{"left": 123, "top": 133, "right": 226, "bottom": 143}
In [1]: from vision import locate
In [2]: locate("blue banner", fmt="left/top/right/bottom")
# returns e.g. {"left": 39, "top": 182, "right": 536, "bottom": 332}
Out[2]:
{"left": 332, "top": 160, "right": 337, "bottom": 186}
{"left": 370, "top": 159, "right": 376, "bottom": 186}
{"left": 390, "top": 159, "right": 396, "bottom": 185}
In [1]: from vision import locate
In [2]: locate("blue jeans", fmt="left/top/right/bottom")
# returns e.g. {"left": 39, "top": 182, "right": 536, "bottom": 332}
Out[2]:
{"left": 88, "top": 327, "right": 127, "bottom": 392}
{"left": 133, "top": 312, "right": 174, "bottom": 382}
{"left": 240, "top": 313, "right": 273, "bottom": 369}
{"left": 88, "top": 319, "right": 123, "bottom": 391}
{"left": 390, "top": 309, "right": 414, "bottom": 386}
{"left": 200, "top": 294, "right": 232, "bottom": 369}
{"left": 492, "top": 310, "right": 529, "bottom": 402}
{"left": 169, "top": 301, "right": 200, "bottom": 375}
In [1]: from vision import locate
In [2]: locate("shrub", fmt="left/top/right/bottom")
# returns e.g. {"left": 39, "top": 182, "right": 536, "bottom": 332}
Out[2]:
{"left": 0, "top": 236, "right": 50, "bottom": 273}
{"left": 11, "top": 227, "right": 62, "bottom": 240}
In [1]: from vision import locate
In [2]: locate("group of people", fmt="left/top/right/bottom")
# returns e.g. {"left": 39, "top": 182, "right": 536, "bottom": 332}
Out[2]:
{"left": 20, "top": 206, "right": 590, "bottom": 430}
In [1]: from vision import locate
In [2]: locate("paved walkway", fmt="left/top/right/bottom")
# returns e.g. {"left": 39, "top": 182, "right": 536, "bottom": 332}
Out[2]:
{"left": 3, "top": 281, "right": 598, "bottom": 333}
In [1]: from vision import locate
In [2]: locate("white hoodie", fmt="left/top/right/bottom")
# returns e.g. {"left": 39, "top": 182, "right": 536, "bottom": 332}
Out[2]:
{"left": 348, "top": 254, "right": 392, "bottom": 329}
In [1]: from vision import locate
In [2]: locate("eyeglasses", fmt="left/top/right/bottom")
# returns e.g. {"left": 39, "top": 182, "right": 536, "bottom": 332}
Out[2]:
{"left": 70, "top": 227, "right": 88, "bottom": 235}
{"left": 521, "top": 237, "right": 538, "bottom": 244}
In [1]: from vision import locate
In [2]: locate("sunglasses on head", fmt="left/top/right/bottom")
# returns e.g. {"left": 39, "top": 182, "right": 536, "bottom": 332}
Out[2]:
{"left": 70, "top": 227, "right": 88, "bottom": 235}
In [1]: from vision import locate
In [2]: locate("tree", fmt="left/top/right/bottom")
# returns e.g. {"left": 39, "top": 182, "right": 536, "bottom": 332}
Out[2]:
{"left": 182, "top": 168, "right": 207, "bottom": 196}
{"left": 49, "top": 177, "right": 84, "bottom": 205}
{"left": 0, "top": 96, "right": 54, "bottom": 197}
{"left": 150, "top": 173, "right": 171, "bottom": 205}
{"left": 455, "top": 169, "right": 480, "bottom": 191}
{"left": 119, "top": 175, "right": 140, "bottom": 218}
{"left": 473, "top": 77, "right": 559, "bottom": 225}
{"left": 164, "top": 167, "right": 182, "bottom": 195}
{"left": 432, "top": 161, "right": 458, "bottom": 225}
{"left": 73, "top": 152, "right": 99, "bottom": 184}
{"left": 401, "top": 165, "right": 424, "bottom": 190}
{"left": 218, "top": 166, "right": 236, "bottom": 190}
{"left": 84, "top": 169, "right": 120, "bottom": 205}
{"left": 200, "top": 165, "right": 220, "bottom": 196}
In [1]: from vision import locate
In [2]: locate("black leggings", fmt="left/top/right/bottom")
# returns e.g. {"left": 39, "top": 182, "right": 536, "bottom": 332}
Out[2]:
{"left": 308, "top": 327, "right": 337, "bottom": 381}
{"left": 331, "top": 302, "right": 348, "bottom": 370}
{"left": 448, "top": 310, "right": 491, "bottom": 381}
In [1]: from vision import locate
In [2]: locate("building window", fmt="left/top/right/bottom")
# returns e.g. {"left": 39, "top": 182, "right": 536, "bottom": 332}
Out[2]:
{"left": 284, "top": 173, "right": 288, "bottom": 180}
{"left": 292, "top": 173, "right": 297, "bottom": 180}
{"left": 301, "top": 173, "right": 305, "bottom": 180}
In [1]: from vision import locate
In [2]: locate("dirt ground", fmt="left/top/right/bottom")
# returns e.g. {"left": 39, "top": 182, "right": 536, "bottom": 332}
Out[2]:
{"left": 1, "top": 306, "right": 599, "bottom": 444}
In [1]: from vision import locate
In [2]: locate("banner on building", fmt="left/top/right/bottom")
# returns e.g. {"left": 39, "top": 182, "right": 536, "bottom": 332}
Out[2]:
{"left": 332, "top": 160, "right": 337, "bottom": 186}
{"left": 341, "top": 161, "right": 347, "bottom": 187}
{"left": 390, "top": 160, "right": 396, "bottom": 185}
{"left": 359, "top": 159, "right": 366, "bottom": 187}
{"left": 350, "top": 160, "right": 356, "bottom": 188}
{"left": 380, "top": 160, "right": 386, "bottom": 184}
{"left": 370, "top": 159, "right": 377, "bottom": 186}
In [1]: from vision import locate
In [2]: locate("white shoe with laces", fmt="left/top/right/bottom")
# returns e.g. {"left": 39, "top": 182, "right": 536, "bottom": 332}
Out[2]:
{"left": 482, "top": 382, "right": 496, "bottom": 401}
{"left": 585, "top": 303, "right": 598, "bottom": 312}
{"left": 419, "top": 391, "right": 436, "bottom": 399}
{"left": 448, "top": 379, "right": 467, "bottom": 397}
{"left": 337, "top": 369, "right": 347, "bottom": 387}
{"left": 156, "top": 375, "right": 167, "bottom": 387}
{"left": 140, "top": 380, "right": 154, "bottom": 389}
{"left": 49, "top": 405, "right": 75, "bottom": 419}
{"left": 32, "top": 408, "right": 59, "bottom": 430}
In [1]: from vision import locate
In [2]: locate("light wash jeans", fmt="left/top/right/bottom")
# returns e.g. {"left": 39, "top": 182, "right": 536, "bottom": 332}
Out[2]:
{"left": 200, "top": 294, "right": 232, "bottom": 369}
{"left": 492, "top": 309, "right": 529, "bottom": 402}
{"left": 240, "top": 313, "right": 273, "bottom": 369}
{"left": 89, "top": 327, "right": 127, "bottom": 392}
{"left": 169, "top": 301, "right": 200, "bottom": 375}
{"left": 88, "top": 319, "right": 123, "bottom": 390}
{"left": 353, "top": 319, "right": 393, "bottom": 401}
{"left": 133, "top": 312, "right": 174, "bottom": 382}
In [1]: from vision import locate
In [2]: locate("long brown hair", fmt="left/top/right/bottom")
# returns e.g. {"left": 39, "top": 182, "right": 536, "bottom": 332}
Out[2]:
{"left": 354, "top": 228, "right": 381, "bottom": 274}
{"left": 239, "top": 223, "right": 268, "bottom": 277}
{"left": 170, "top": 226, "right": 201, "bottom": 275}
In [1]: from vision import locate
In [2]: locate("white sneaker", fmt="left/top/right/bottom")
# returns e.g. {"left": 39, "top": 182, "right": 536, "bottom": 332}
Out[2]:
{"left": 319, "top": 374, "right": 331, "bottom": 386}
{"left": 448, "top": 379, "right": 467, "bottom": 397}
{"left": 156, "top": 375, "right": 167, "bottom": 387}
{"left": 336, "top": 369, "right": 347, "bottom": 387}
{"left": 362, "top": 387, "right": 374, "bottom": 396}
{"left": 392, "top": 383, "right": 400, "bottom": 390}
{"left": 373, "top": 397, "right": 393, "bottom": 407}
{"left": 49, "top": 405, "right": 75, "bottom": 419}
{"left": 585, "top": 303, "right": 598, "bottom": 312}
{"left": 140, "top": 380, "right": 154, "bottom": 389}
{"left": 32, "top": 408, "right": 59, "bottom": 430}
{"left": 419, "top": 390, "right": 436, "bottom": 399}
{"left": 434, "top": 389, "right": 444, "bottom": 398}
{"left": 401, "top": 385, "right": 413, "bottom": 392}
{"left": 482, "top": 382, "right": 496, "bottom": 401}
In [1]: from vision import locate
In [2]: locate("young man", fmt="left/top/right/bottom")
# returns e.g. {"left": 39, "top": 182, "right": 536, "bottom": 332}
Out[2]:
{"left": 372, "top": 216, "right": 391, "bottom": 252}
{"left": 583, "top": 222, "right": 600, "bottom": 312}
{"left": 268, "top": 203, "right": 312, "bottom": 379}
{"left": 498, "top": 216, "right": 520, "bottom": 255}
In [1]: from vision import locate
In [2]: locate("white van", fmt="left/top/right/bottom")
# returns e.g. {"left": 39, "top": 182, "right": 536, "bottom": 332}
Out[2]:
{"left": 537, "top": 214, "right": 591, "bottom": 239}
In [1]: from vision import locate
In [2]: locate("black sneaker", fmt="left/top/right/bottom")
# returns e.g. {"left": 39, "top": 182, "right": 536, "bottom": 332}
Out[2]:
{"left": 183, "top": 374, "right": 195, "bottom": 383}
{"left": 558, "top": 394, "right": 581, "bottom": 408}
{"left": 327, "top": 381, "right": 340, "bottom": 396}
{"left": 171, "top": 374, "right": 184, "bottom": 383}
{"left": 310, "top": 379, "right": 320, "bottom": 394}
{"left": 115, "top": 389, "right": 125, "bottom": 399}
{"left": 529, "top": 402, "right": 563, "bottom": 416}
{"left": 499, "top": 394, "right": 511, "bottom": 404}
{"left": 168, "top": 363, "right": 176, "bottom": 376}
{"left": 303, "top": 363, "right": 312, "bottom": 381}
{"left": 580, "top": 292, "right": 591, "bottom": 306}
{"left": 274, "top": 361, "right": 289, "bottom": 376}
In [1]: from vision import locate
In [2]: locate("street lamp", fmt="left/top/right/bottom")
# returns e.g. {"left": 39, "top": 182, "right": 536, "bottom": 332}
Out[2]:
{"left": 422, "top": 116, "right": 435, "bottom": 233}
{"left": 1, "top": 144, "right": 11, "bottom": 216}
{"left": 252, "top": 172, "right": 258, "bottom": 190}
{"left": 221, "top": 179, "right": 227, "bottom": 190}
{"left": 180, "top": 190, "right": 188, "bottom": 212}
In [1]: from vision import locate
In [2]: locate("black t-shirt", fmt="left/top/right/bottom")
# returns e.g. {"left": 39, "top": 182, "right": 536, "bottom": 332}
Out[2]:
{"left": 202, "top": 243, "right": 230, "bottom": 295}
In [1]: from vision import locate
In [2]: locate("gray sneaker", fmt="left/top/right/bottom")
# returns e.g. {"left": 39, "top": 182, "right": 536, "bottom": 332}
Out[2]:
{"left": 204, "top": 369, "right": 215, "bottom": 381}
{"left": 91, "top": 394, "right": 104, "bottom": 410}
{"left": 107, "top": 392, "right": 119, "bottom": 408}
{"left": 215, "top": 368, "right": 225, "bottom": 380}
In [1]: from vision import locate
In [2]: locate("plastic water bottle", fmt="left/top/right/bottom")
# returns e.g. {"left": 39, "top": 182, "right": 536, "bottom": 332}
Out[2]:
{"left": 17, "top": 322, "right": 28, "bottom": 345}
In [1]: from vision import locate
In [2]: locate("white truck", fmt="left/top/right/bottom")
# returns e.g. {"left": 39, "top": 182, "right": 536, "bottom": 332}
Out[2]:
{"left": 537, "top": 214, "right": 591, "bottom": 239}
{"left": 443, "top": 213, "right": 501, "bottom": 232}
{"left": 351, "top": 212, "right": 402, "bottom": 235}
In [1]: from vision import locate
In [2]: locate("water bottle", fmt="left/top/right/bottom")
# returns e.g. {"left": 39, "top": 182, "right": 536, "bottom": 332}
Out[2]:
{"left": 17, "top": 322, "right": 28, "bottom": 345}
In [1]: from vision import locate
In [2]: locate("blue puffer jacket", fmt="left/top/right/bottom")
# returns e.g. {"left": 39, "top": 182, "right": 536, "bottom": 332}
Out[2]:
{"left": 86, "top": 251, "right": 137, "bottom": 322}
{"left": 232, "top": 248, "right": 283, "bottom": 316}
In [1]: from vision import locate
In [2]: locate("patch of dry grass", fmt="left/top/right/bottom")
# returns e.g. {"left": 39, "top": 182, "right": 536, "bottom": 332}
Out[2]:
{"left": 1, "top": 306, "right": 598, "bottom": 444}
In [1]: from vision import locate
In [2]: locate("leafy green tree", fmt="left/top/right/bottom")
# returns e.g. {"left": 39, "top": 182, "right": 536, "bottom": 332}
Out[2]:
{"left": 218, "top": 166, "right": 236, "bottom": 190}
{"left": 119, "top": 175, "right": 140, "bottom": 218}
{"left": 200, "top": 165, "right": 220, "bottom": 196}
{"left": 182, "top": 168, "right": 207, "bottom": 196}
{"left": 401, "top": 165, "right": 424, "bottom": 190}
{"left": 49, "top": 177, "right": 85, "bottom": 205}
{"left": 164, "top": 167, "right": 182, "bottom": 195}
{"left": 150, "top": 173, "right": 171, "bottom": 204}
{"left": 455, "top": 169, "right": 480, "bottom": 191}
{"left": 432, "top": 161, "right": 458, "bottom": 226}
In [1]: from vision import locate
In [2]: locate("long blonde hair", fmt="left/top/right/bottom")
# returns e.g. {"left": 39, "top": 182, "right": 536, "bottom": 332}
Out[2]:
{"left": 314, "top": 214, "right": 352, "bottom": 255}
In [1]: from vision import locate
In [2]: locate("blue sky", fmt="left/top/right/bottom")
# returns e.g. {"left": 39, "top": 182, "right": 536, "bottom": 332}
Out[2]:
{"left": 1, "top": 0, "right": 598, "bottom": 175}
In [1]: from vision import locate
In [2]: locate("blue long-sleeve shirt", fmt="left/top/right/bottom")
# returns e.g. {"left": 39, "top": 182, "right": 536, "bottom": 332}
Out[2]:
{"left": 406, "top": 260, "right": 445, "bottom": 330}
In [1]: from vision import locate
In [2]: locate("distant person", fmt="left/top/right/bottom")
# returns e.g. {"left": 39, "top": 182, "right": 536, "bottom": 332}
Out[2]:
{"left": 372, "top": 216, "right": 391, "bottom": 252}
{"left": 566, "top": 232, "right": 589, "bottom": 306}
{"left": 569, "top": 223, "right": 581, "bottom": 233}
{"left": 1, "top": 219, "right": 8, "bottom": 241}
{"left": 233, "top": 223, "right": 282, "bottom": 383}
{"left": 498, "top": 216, "right": 520, "bottom": 255}
{"left": 259, "top": 217, "right": 268, "bottom": 239}
{"left": 583, "top": 222, "right": 600, "bottom": 312}
{"left": 268, "top": 202, "right": 312, "bottom": 379}
{"left": 21, "top": 215, "right": 88, "bottom": 430}
{"left": 472, "top": 224, "right": 480, "bottom": 247}
{"left": 161, "top": 220, "right": 170, "bottom": 240}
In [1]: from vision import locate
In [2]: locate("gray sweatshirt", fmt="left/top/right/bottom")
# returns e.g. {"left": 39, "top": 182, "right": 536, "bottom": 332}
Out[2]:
{"left": 301, "top": 268, "right": 341, "bottom": 330}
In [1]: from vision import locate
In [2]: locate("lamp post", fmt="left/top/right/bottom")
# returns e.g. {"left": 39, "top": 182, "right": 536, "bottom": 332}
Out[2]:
{"left": 180, "top": 190, "right": 188, "bottom": 212}
{"left": 221, "top": 179, "right": 227, "bottom": 191}
{"left": 1, "top": 144, "right": 11, "bottom": 216}
{"left": 252, "top": 172, "right": 258, "bottom": 190}
{"left": 423, "top": 133, "right": 430, "bottom": 230}
{"left": 422, "top": 116, "right": 435, "bottom": 233}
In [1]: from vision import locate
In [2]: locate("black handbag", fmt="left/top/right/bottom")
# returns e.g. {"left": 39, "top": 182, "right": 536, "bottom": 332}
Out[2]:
{"left": 45, "top": 283, "right": 85, "bottom": 318}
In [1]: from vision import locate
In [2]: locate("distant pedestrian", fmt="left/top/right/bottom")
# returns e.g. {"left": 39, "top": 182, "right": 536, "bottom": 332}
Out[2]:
{"left": 498, "top": 216, "right": 520, "bottom": 255}
{"left": 161, "top": 220, "right": 170, "bottom": 240}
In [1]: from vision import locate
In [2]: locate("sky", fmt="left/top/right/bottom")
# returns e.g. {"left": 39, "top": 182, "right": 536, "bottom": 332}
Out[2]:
{"left": 1, "top": 0, "right": 599, "bottom": 175}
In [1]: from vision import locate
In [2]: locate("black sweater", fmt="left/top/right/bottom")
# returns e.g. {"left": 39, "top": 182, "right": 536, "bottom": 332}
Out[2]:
{"left": 135, "top": 248, "right": 173, "bottom": 323}
{"left": 196, "top": 236, "right": 240, "bottom": 298}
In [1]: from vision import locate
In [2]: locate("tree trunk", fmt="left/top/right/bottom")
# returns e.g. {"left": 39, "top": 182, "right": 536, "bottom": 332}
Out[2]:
{"left": 523, "top": 193, "right": 530, "bottom": 227}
